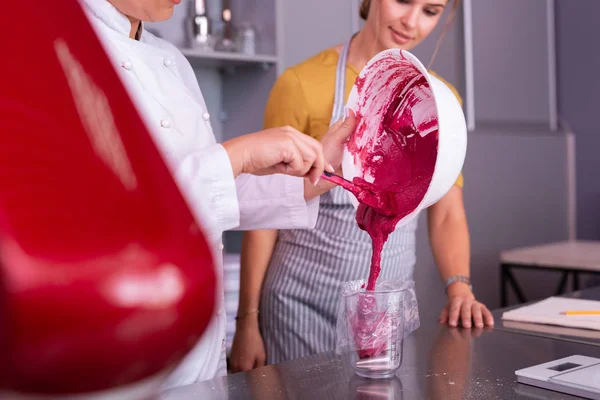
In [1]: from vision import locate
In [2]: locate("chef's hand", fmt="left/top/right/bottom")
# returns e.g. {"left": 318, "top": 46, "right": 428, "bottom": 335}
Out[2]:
{"left": 223, "top": 126, "right": 332, "bottom": 185}
{"left": 229, "top": 317, "right": 266, "bottom": 373}
{"left": 438, "top": 283, "right": 494, "bottom": 328}
{"left": 304, "top": 110, "right": 357, "bottom": 200}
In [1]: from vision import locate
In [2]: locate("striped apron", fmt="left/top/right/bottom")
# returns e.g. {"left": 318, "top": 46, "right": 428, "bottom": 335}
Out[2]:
{"left": 260, "top": 38, "right": 419, "bottom": 365}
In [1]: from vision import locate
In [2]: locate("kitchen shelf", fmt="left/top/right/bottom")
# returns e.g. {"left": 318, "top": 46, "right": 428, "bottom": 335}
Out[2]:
{"left": 180, "top": 48, "right": 279, "bottom": 68}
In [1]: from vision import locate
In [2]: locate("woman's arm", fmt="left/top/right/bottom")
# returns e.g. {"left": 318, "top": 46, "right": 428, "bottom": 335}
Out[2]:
{"left": 229, "top": 229, "right": 278, "bottom": 371}
{"left": 428, "top": 185, "right": 494, "bottom": 328}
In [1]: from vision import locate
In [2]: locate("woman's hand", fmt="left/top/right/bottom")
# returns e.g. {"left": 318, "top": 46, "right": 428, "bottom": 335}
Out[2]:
{"left": 321, "top": 111, "right": 357, "bottom": 171}
{"left": 229, "top": 317, "right": 267, "bottom": 373}
{"left": 304, "top": 111, "right": 357, "bottom": 200}
{"left": 438, "top": 283, "right": 494, "bottom": 328}
{"left": 223, "top": 126, "right": 332, "bottom": 185}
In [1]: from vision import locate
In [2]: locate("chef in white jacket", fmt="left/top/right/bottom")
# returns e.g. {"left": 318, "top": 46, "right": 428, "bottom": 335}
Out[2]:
{"left": 81, "top": 0, "right": 355, "bottom": 390}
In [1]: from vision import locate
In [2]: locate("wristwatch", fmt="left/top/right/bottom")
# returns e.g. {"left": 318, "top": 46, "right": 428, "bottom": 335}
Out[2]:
{"left": 445, "top": 275, "right": 472, "bottom": 293}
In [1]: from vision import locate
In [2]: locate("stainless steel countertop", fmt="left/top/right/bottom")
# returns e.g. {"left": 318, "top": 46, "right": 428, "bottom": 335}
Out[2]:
{"left": 161, "top": 315, "right": 600, "bottom": 399}
{"left": 493, "top": 286, "right": 600, "bottom": 347}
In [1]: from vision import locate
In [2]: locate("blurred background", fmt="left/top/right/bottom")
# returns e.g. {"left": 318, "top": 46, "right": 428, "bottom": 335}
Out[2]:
{"left": 147, "top": 0, "right": 600, "bottom": 350}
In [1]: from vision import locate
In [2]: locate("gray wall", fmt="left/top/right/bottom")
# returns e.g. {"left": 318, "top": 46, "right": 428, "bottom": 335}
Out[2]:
{"left": 415, "top": 126, "right": 569, "bottom": 321}
{"left": 556, "top": 0, "right": 600, "bottom": 240}
{"left": 280, "top": 0, "right": 354, "bottom": 68}
{"left": 472, "top": 0, "right": 553, "bottom": 124}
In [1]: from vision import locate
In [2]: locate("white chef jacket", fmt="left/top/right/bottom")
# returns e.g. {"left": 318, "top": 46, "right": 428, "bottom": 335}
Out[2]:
{"left": 81, "top": 0, "right": 319, "bottom": 390}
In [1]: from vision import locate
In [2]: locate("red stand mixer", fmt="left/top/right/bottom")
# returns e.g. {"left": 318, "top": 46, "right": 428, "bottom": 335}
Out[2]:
{"left": 0, "top": 0, "right": 217, "bottom": 398}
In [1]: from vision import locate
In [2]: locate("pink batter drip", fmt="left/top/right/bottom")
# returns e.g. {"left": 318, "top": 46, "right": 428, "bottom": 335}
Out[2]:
{"left": 349, "top": 294, "right": 394, "bottom": 358}
{"left": 346, "top": 54, "right": 438, "bottom": 358}
{"left": 347, "top": 56, "right": 439, "bottom": 291}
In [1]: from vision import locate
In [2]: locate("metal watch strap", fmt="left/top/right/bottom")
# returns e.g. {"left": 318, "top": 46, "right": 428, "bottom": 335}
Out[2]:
{"left": 445, "top": 275, "right": 472, "bottom": 293}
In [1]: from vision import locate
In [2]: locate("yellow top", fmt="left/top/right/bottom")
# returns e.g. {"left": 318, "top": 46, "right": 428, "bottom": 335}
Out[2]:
{"left": 264, "top": 48, "right": 464, "bottom": 188}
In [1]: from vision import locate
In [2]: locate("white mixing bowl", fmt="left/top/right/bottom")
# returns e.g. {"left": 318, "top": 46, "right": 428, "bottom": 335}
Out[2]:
{"left": 342, "top": 48, "right": 467, "bottom": 228}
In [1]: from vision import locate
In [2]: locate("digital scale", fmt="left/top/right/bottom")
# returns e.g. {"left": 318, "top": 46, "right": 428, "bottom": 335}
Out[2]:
{"left": 516, "top": 355, "right": 600, "bottom": 399}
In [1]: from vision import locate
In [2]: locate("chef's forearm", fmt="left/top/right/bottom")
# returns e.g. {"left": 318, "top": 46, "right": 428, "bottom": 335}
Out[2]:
{"left": 234, "top": 174, "right": 319, "bottom": 230}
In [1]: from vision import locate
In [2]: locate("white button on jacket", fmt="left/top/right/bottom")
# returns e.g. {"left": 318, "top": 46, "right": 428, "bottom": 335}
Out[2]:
{"left": 82, "top": 0, "right": 319, "bottom": 391}
{"left": 121, "top": 59, "right": 132, "bottom": 70}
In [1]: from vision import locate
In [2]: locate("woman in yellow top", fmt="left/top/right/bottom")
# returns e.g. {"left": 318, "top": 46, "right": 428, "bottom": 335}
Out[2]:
{"left": 230, "top": 0, "right": 494, "bottom": 371}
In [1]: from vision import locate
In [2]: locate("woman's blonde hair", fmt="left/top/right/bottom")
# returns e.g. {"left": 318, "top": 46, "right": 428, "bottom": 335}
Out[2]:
{"left": 359, "top": 0, "right": 461, "bottom": 67}
{"left": 359, "top": 0, "right": 372, "bottom": 20}
{"left": 360, "top": 0, "right": 461, "bottom": 20}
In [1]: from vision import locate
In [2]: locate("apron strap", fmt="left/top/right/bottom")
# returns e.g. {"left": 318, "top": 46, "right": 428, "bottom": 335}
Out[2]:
{"left": 322, "top": 37, "right": 354, "bottom": 206}
{"left": 329, "top": 38, "right": 352, "bottom": 126}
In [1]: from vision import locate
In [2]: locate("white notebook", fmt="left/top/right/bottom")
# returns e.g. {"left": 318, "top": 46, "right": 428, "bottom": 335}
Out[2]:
{"left": 502, "top": 297, "right": 600, "bottom": 331}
